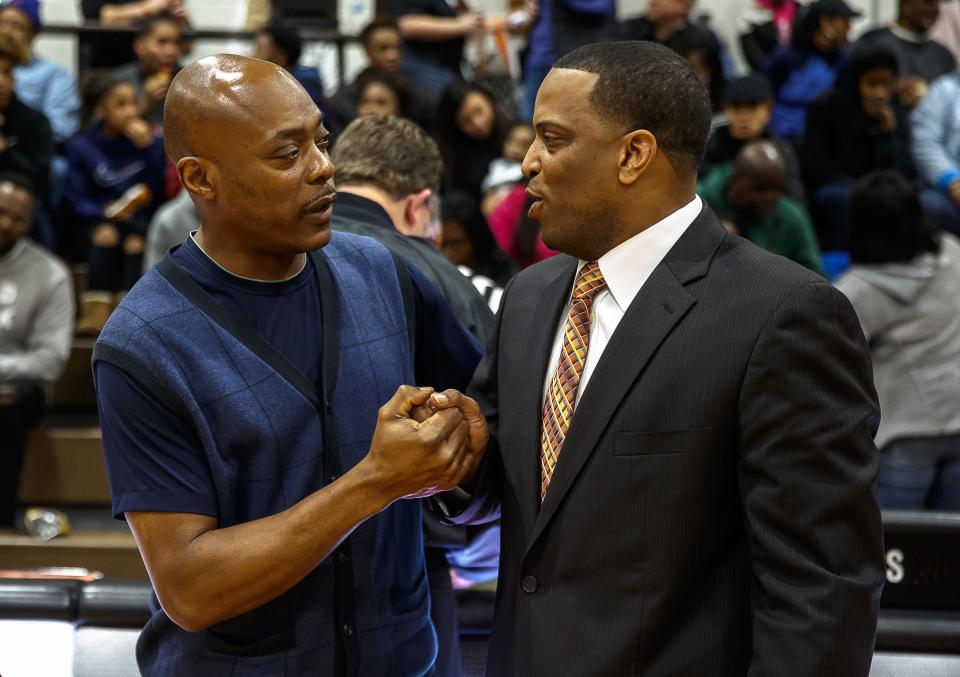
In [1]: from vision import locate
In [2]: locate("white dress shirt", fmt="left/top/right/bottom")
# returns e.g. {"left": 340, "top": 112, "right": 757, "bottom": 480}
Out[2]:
{"left": 542, "top": 196, "right": 704, "bottom": 407}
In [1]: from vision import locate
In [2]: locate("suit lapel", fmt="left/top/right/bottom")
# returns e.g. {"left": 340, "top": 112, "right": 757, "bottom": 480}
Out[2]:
{"left": 526, "top": 266, "right": 694, "bottom": 552}
{"left": 517, "top": 258, "right": 578, "bottom": 521}
{"left": 523, "top": 209, "right": 727, "bottom": 555}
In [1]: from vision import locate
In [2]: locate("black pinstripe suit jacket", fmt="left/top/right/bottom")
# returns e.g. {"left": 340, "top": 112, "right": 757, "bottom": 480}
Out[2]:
{"left": 454, "top": 206, "right": 885, "bottom": 676}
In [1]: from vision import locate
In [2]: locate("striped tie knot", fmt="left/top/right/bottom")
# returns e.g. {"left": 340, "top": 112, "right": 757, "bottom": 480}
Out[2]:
{"left": 572, "top": 261, "right": 606, "bottom": 302}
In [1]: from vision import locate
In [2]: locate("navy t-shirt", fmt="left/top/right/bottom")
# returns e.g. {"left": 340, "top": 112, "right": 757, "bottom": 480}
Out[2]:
{"left": 97, "top": 234, "right": 482, "bottom": 520}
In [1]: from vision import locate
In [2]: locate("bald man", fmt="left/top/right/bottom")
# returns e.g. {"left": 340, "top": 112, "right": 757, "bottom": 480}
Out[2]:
{"left": 92, "top": 55, "right": 486, "bottom": 675}
{"left": 699, "top": 140, "right": 825, "bottom": 274}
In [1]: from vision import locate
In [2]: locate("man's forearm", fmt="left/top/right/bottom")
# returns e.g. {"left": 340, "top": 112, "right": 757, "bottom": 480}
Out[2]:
{"left": 398, "top": 15, "right": 470, "bottom": 41}
{"left": 129, "top": 459, "right": 394, "bottom": 632}
{"left": 100, "top": 1, "right": 157, "bottom": 26}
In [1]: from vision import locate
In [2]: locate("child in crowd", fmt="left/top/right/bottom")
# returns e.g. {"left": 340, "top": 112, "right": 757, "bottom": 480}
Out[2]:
{"left": 700, "top": 75, "right": 805, "bottom": 203}
{"left": 487, "top": 181, "right": 558, "bottom": 270}
{"left": 436, "top": 80, "right": 509, "bottom": 202}
{"left": 766, "top": 0, "right": 857, "bottom": 141}
{"left": 440, "top": 190, "right": 516, "bottom": 305}
{"left": 480, "top": 121, "right": 534, "bottom": 216}
{"left": 65, "top": 73, "right": 165, "bottom": 335}
{"left": 802, "top": 46, "right": 913, "bottom": 249}
{"left": 836, "top": 170, "right": 960, "bottom": 510}
{"left": 355, "top": 71, "right": 407, "bottom": 119}
{"left": 112, "top": 13, "right": 182, "bottom": 126}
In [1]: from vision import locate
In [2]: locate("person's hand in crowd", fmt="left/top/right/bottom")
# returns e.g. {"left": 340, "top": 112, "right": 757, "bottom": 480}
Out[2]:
{"left": 143, "top": 0, "right": 175, "bottom": 17}
{"left": 424, "top": 388, "right": 489, "bottom": 489}
{"left": 949, "top": 180, "right": 960, "bottom": 209}
{"left": 862, "top": 96, "right": 896, "bottom": 133}
{"left": 506, "top": 0, "right": 538, "bottom": 32}
{"left": 124, "top": 118, "right": 154, "bottom": 148}
{"left": 143, "top": 70, "right": 173, "bottom": 106}
{"left": 457, "top": 11, "right": 484, "bottom": 35}
{"left": 897, "top": 76, "right": 928, "bottom": 109}
{"left": 361, "top": 385, "right": 479, "bottom": 500}
{"left": 166, "top": 0, "right": 188, "bottom": 20}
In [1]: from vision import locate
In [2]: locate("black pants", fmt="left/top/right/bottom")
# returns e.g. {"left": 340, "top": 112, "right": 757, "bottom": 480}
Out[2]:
{"left": 87, "top": 221, "right": 147, "bottom": 293}
{"left": 0, "top": 383, "right": 45, "bottom": 528}
{"left": 88, "top": 243, "right": 144, "bottom": 293}
{"left": 426, "top": 546, "right": 461, "bottom": 677}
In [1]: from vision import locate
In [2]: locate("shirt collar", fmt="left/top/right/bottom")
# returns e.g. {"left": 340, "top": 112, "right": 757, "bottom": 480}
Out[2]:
{"left": 889, "top": 22, "right": 928, "bottom": 43}
{"left": 188, "top": 230, "right": 308, "bottom": 284}
{"left": 332, "top": 191, "right": 396, "bottom": 232}
{"left": 583, "top": 196, "right": 702, "bottom": 311}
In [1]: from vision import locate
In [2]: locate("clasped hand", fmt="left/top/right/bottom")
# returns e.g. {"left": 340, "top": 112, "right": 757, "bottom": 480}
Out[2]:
{"left": 365, "top": 385, "right": 488, "bottom": 501}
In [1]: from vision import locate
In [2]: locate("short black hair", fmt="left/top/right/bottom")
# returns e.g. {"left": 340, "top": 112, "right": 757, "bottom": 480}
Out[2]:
{"left": 79, "top": 70, "right": 133, "bottom": 127}
{"left": 360, "top": 17, "right": 399, "bottom": 48}
{"left": 723, "top": 75, "right": 773, "bottom": 105}
{"left": 0, "top": 171, "right": 35, "bottom": 198}
{"left": 263, "top": 23, "right": 303, "bottom": 65}
{"left": 848, "top": 170, "right": 940, "bottom": 264}
{"left": 134, "top": 12, "right": 180, "bottom": 40}
{"left": 553, "top": 41, "right": 712, "bottom": 176}
{"left": 355, "top": 70, "right": 408, "bottom": 114}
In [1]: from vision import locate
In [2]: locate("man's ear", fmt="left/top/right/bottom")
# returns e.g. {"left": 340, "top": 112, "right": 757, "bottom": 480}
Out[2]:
{"left": 178, "top": 157, "right": 217, "bottom": 201}
{"left": 400, "top": 188, "right": 432, "bottom": 236}
{"left": 618, "top": 130, "right": 657, "bottom": 186}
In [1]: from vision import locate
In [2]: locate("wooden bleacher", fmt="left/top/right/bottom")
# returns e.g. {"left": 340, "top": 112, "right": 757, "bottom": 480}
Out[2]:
{"left": 2, "top": 289, "right": 147, "bottom": 579}
{"left": 0, "top": 530, "right": 145, "bottom": 578}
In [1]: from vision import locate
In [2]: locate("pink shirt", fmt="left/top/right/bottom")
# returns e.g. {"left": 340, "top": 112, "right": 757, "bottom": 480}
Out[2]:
{"left": 487, "top": 183, "right": 558, "bottom": 269}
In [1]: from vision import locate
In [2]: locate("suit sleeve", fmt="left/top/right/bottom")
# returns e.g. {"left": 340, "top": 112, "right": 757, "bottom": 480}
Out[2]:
{"left": 436, "top": 275, "right": 515, "bottom": 526}
{"left": 407, "top": 262, "right": 483, "bottom": 391}
{"left": 738, "top": 280, "right": 884, "bottom": 677}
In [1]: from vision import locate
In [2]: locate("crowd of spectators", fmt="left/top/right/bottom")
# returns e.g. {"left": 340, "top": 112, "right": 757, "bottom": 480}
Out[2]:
{"left": 2, "top": 0, "right": 960, "bottom": 527}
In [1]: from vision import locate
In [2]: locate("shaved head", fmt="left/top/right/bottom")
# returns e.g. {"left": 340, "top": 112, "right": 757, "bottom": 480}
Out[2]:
{"left": 733, "top": 140, "right": 784, "bottom": 179}
{"left": 164, "top": 54, "right": 309, "bottom": 163}
{"left": 165, "top": 53, "right": 336, "bottom": 280}
{"left": 728, "top": 140, "right": 785, "bottom": 219}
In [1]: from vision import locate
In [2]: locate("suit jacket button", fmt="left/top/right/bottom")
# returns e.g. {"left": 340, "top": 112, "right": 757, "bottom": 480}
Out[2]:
{"left": 522, "top": 575, "right": 538, "bottom": 594}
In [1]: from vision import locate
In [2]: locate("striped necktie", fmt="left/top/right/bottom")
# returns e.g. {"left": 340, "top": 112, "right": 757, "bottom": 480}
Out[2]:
{"left": 539, "top": 261, "right": 606, "bottom": 501}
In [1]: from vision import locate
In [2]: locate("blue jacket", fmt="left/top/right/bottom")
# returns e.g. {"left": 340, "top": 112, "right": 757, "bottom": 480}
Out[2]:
{"left": 64, "top": 127, "right": 166, "bottom": 235}
{"left": 911, "top": 71, "right": 960, "bottom": 191}
{"left": 15, "top": 55, "right": 80, "bottom": 144}
{"left": 767, "top": 46, "right": 847, "bottom": 138}
{"left": 93, "top": 232, "right": 436, "bottom": 676}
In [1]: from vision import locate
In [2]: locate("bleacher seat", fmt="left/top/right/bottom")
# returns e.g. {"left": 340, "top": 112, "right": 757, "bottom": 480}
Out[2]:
{"left": 2, "top": 504, "right": 958, "bottom": 676}
{"left": 47, "top": 339, "right": 97, "bottom": 411}
{"left": 18, "top": 424, "right": 107, "bottom": 506}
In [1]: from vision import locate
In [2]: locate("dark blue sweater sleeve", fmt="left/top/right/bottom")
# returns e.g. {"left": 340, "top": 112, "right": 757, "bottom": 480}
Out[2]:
{"left": 408, "top": 264, "right": 483, "bottom": 392}
{"left": 95, "top": 361, "right": 218, "bottom": 520}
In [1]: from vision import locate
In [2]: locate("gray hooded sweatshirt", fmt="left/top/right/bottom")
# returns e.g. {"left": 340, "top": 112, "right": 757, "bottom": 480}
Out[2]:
{"left": 836, "top": 234, "right": 960, "bottom": 448}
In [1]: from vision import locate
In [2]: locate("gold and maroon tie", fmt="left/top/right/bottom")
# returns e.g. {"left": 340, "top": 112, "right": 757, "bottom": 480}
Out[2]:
{"left": 539, "top": 261, "right": 607, "bottom": 501}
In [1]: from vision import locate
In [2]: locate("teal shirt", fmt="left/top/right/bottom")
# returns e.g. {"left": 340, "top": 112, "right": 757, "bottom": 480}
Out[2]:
{"left": 698, "top": 164, "right": 826, "bottom": 277}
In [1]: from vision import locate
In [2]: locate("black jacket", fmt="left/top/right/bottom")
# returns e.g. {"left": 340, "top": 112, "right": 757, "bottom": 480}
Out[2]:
{"left": 801, "top": 91, "right": 914, "bottom": 188}
{"left": 331, "top": 192, "right": 494, "bottom": 344}
{"left": 453, "top": 207, "right": 884, "bottom": 676}
{"left": 1, "top": 96, "right": 53, "bottom": 194}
